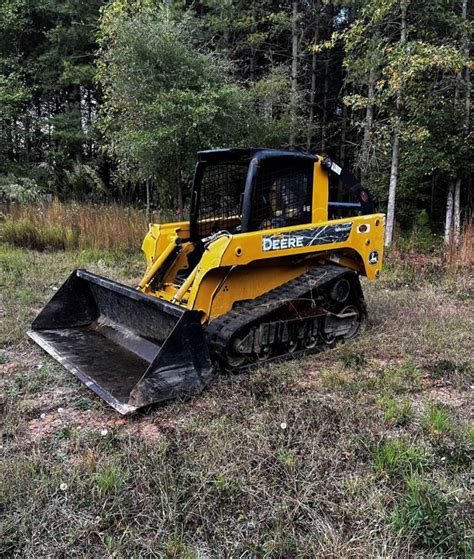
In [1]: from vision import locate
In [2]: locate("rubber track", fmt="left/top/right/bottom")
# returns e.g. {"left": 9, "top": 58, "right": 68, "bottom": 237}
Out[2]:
{"left": 205, "top": 265, "right": 360, "bottom": 370}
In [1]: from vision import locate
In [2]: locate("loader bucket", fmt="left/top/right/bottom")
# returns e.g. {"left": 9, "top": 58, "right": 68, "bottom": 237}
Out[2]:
{"left": 27, "top": 270, "right": 214, "bottom": 414}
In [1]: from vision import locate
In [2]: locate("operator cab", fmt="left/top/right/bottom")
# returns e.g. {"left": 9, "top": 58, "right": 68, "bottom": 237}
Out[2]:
{"left": 190, "top": 148, "right": 316, "bottom": 240}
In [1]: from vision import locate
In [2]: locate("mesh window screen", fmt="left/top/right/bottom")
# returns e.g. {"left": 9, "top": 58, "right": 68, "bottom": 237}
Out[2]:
{"left": 197, "top": 162, "right": 249, "bottom": 237}
{"left": 250, "top": 163, "right": 312, "bottom": 231}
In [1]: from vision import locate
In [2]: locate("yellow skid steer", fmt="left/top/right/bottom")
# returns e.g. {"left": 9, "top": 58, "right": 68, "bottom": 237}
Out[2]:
{"left": 29, "top": 149, "right": 384, "bottom": 413}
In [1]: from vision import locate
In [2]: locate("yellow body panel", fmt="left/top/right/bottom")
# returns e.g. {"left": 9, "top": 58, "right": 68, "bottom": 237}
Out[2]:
{"left": 140, "top": 159, "right": 385, "bottom": 324}
{"left": 312, "top": 161, "right": 329, "bottom": 223}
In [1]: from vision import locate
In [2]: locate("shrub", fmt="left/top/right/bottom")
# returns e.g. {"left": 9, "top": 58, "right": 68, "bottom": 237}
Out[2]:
{"left": 0, "top": 175, "right": 43, "bottom": 204}
{"left": 396, "top": 210, "right": 441, "bottom": 254}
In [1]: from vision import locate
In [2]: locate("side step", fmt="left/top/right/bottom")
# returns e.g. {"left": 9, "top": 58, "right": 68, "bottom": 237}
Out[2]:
{"left": 28, "top": 270, "right": 214, "bottom": 414}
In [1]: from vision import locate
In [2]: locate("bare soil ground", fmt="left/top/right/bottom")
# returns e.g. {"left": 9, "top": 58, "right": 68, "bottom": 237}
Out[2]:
{"left": 1, "top": 245, "right": 473, "bottom": 557}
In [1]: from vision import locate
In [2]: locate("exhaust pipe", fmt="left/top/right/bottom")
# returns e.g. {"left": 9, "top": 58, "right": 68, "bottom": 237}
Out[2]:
{"left": 28, "top": 270, "right": 214, "bottom": 414}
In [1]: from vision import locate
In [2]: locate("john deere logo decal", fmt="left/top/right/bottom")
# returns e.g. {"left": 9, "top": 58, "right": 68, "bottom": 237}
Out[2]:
{"left": 368, "top": 250, "right": 379, "bottom": 265}
{"left": 262, "top": 222, "right": 352, "bottom": 252}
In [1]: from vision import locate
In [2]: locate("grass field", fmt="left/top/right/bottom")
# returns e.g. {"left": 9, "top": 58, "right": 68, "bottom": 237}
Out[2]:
{"left": 1, "top": 244, "right": 473, "bottom": 557}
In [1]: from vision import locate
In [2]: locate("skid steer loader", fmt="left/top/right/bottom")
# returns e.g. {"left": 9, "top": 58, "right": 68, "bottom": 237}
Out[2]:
{"left": 29, "top": 149, "right": 384, "bottom": 414}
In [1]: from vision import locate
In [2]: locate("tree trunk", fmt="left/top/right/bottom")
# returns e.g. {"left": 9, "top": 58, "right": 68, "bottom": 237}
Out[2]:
{"left": 70, "top": 84, "right": 82, "bottom": 162}
{"left": 339, "top": 95, "right": 347, "bottom": 167}
{"left": 453, "top": 177, "right": 461, "bottom": 244}
{"left": 87, "top": 88, "right": 93, "bottom": 158}
{"left": 452, "top": 0, "right": 471, "bottom": 242}
{"left": 249, "top": 5, "right": 257, "bottom": 82}
{"left": 444, "top": 180, "right": 454, "bottom": 244}
{"left": 338, "top": 84, "right": 348, "bottom": 210}
{"left": 361, "top": 66, "right": 375, "bottom": 184}
{"left": 321, "top": 57, "right": 329, "bottom": 152}
{"left": 386, "top": 132, "right": 400, "bottom": 246}
{"left": 385, "top": 1, "right": 407, "bottom": 247}
{"left": 176, "top": 157, "right": 183, "bottom": 220}
{"left": 306, "top": 1, "right": 321, "bottom": 151}
{"left": 289, "top": 0, "right": 298, "bottom": 149}
{"left": 462, "top": 0, "right": 470, "bottom": 125}
{"left": 250, "top": 46, "right": 256, "bottom": 82}
{"left": 145, "top": 177, "right": 151, "bottom": 223}
{"left": 25, "top": 116, "right": 31, "bottom": 165}
{"left": 430, "top": 175, "right": 436, "bottom": 219}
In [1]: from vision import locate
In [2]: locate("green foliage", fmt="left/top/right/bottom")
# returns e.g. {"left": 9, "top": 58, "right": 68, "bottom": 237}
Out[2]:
{"left": 0, "top": 0, "right": 472, "bottom": 231}
{"left": 343, "top": 0, "right": 472, "bottom": 222}
{"left": 97, "top": 2, "right": 294, "bottom": 208}
{"left": 391, "top": 475, "right": 468, "bottom": 555}
{"left": 339, "top": 349, "right": 366, "bottom": 371}
{"left": 0, "top": 0, "right": 104, "bottom": 196}
{"left": 0, "top": 176, "right": 43, "bottom": 204}
{"left": 373, "top": 437, "right": 430, "bottom": 478}
{"left": 468, "top": 425, "right": 474, "bottom": 445}
{"left": 396, "top": 210, "right": 441, "bottom": 253}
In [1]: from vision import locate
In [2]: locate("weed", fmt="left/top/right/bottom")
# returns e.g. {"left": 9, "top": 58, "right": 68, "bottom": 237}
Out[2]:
{"left": 164, "top": 537, "right": 196, "bottom": 558}
{"left": 374, "top": 438, "right": 431, "bottom": 478}
{"left": 391, "top": 475, "right": 469, "bottom": 555}
{"left": 396, "top": 210, "right": 441, "bottom": 254}
{"left": 92, "top": 463, "right": 126, "bottom": 496}
{"left": 423, "top": 403, "right": 453, "bottom": 439}
{"left": 101, "top": 533, "right": 118, "bottom": 554}
{"left": 277, "top": 449, "right": 297, "bottom": 471}
{"left": 378, "top": 396, "right": 413, "bottom": 427}
{"left": 56, "top": 426, "right": 76, "bottom": 441}
{"left": 73, "top": 397, "right": 99, "bottom": 411}
{"left": 468, "top": 425, "right": 474, "bottom": 445}
{"left": 211, "top": 473, "right": 227, "bottom": 492}
{"left": 339, "top": 349, "right": 366, "bottom": 371}
{"left": 26, "top": 363, "right": 51, "bottom": 393}
{"left": 428, "top": 358, "right": 458, "bottom": 380}
{"left": 380, "top": 360, "right": 422, "bottom": 394}
{"left": 428, "top": 359, "right": 473, "bottom": 389}
{"left": 321, "top": 368, "right": 350, "bottom": 389}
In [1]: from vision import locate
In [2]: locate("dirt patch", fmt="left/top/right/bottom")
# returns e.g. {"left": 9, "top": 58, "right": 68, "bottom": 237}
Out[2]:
{"left": 422, "top": 385, "right": 473, "bottom": 412}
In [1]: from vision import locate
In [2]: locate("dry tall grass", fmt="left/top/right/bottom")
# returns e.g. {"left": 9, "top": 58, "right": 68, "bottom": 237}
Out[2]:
{"left": 1, "top": 201, "right": 149, "bottom": 251}
{"left": 447, "top": 221, "right": 474, "bottom": 271}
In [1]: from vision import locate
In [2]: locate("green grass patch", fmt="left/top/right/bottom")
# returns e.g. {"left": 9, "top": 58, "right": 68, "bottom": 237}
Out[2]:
{"left": 374, "top": 438, "right": 431, "bottom": 478}
{"left": 378, "top": 396, "right": 413, "bottom": 427}
{"left": 2, "top": 216, "right": 75, "bottom": 250}
{"left": 92, "top": 462, "right": 127, "bottom": 497}
{"left": 468, "top": 425, "right": 474, "bottom": 445}
{"left": 391, "top": 475, "right": 469, "bottom": 555}
{"left": 423, "top": 403, "right": 454, "bottom": 439}
{"left": 339, "top": 349, "right": 366, "bottom": 371}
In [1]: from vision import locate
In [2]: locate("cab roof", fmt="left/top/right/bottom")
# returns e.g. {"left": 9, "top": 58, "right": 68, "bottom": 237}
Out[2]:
{"left": 197, "top": 148, "right": 318, "bottom": 164}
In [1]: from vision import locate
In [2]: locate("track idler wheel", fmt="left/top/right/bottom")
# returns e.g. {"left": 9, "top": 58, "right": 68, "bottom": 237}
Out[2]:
{"left": 322, "top": 304, "right": 362, "bottom": 341}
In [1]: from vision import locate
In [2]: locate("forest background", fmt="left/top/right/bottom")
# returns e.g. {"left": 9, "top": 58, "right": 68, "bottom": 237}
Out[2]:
{"left": 0, "top": 0, "right": 472, "bottom": 247}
